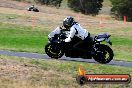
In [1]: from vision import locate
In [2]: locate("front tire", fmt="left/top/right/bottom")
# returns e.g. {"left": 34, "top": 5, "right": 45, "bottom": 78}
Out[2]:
{"left": 93, "top": 44, "right": 114, "bottom": 64}
{"left": 45, "top": 43, "right": 64, "bottom": 59}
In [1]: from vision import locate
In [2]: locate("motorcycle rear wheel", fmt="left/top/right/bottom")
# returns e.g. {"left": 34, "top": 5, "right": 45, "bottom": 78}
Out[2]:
{"left": 93, "top": 44, "right": 114, "bottom": 64}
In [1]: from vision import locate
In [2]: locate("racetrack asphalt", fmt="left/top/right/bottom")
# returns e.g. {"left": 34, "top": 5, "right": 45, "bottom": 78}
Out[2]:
{"left": 0, "top": 50, "right": 132, "bottom": 68}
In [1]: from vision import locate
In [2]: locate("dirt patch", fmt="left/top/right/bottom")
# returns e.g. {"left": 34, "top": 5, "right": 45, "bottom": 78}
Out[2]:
{"left": 0, "top": 0, "right": 29, "bottom": 10}
{"left": 0, "top": 58, "right": 40, "bottom": 80}
{"left": 0, "top": 57, "right": 79, "bottom": 88}
{"left": 0, "top": 0, "right": 132, "bottom": 30}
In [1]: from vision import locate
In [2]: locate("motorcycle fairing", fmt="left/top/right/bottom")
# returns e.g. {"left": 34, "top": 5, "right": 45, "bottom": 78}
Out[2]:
{"left": 96, "top": 33, "right": 110, "bottom": 39}
{"left": 96, "top": 33, "right": 112, "bottom": 45}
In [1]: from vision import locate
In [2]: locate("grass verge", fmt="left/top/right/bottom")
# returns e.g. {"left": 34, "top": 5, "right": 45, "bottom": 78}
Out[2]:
{"left": 0, "top": 22, "right": 48, "bottom": 53}
{"left": 0, "top": 55, "right": 131, "bottom": 88}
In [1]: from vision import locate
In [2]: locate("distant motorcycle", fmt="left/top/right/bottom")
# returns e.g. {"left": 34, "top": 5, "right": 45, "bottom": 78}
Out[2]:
{"left": 45, "top": 30, "right": 114, "bottom": 64}
{"left": 27, "top": 5, "right": 39, "bottom": 12}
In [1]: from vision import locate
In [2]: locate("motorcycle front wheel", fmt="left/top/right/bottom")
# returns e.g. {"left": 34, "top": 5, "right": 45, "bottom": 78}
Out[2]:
{"left": 45, "top": 43, "right": 64, "bottom": 59}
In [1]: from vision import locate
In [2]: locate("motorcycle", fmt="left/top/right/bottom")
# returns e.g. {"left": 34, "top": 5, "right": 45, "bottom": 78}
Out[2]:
{"left": 45, "top": 31, "right": 114, "bottom": 64}
{"left": 27, "top": 6, "right": 39, "bottom": 12}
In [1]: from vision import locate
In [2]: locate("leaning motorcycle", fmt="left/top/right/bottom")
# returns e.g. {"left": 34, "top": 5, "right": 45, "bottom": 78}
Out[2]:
{"left": 27, "top": 7, "right": 39, "bottom": 12}
{"left": 45, "top": 31, "right": 114, "bottom": 64}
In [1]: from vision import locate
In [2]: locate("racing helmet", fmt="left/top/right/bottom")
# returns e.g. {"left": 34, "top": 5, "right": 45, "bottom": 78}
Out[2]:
{"left": 63, "top": 16, "right": 75, "bottom": 29}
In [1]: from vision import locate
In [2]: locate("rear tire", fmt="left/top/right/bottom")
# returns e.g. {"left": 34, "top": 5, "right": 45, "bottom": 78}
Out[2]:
{"left": 45, "top": 43, "right": 64, "bottom": 59}
{"left": 33, "top": 8, "right": 39, "bottom": 12}
{"left": 93, "top": 44, "right": 114, "bottom": 64}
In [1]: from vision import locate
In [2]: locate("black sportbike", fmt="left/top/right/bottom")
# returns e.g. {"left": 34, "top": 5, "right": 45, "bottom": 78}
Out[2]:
{"left": 45, "top": 31, "right": 114, "bottom": 64}
{"left": 27, "top": 7, "right": 39, "bottom": 12}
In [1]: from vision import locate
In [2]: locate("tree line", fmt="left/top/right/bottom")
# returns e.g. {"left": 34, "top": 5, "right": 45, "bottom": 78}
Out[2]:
{"left": 22, "top": 0, "right": 132, "bottom": 21}
{"left": 35, "top": 0, "right": 103, "bottom": 15}
{"left": 110, "top": 0, "right": 132, "bottom": 21}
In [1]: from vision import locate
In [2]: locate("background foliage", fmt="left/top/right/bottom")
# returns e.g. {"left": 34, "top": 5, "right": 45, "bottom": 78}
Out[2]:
{"left": 110, "top": 0, "right": 132, "bottom": 21}
{"left": 35, "top": 0, "right": 63, "bottom": 7}
{"left": 67, "top": 0, "right": 104, "bottom": 15}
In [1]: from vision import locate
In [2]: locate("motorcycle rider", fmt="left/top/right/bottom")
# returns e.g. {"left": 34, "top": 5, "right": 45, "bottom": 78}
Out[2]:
{"left": 27, "top": 5, "right": 39, "bottom": 12}
{"left": 48, "top": 16, "right": 93, "bottom": 56}
{"left": 28, "top": 5, "right": 35, "bottom": 11}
